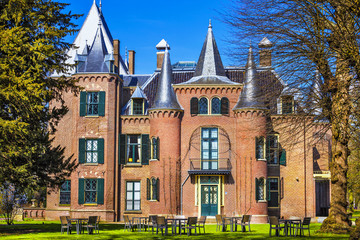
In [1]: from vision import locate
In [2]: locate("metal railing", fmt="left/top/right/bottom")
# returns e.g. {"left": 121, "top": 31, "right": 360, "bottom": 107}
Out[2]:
{"left": 188, "top": 158, "right": 232, "bottom": 173}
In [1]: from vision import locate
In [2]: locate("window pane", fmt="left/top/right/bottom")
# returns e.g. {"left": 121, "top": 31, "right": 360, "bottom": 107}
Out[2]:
{"left": 202, "top": 141, "right": 209, "bottom": 150}
{"left": 86, "top": 153, "right": 92, "bottom": 163}
{"left": 126, "top": 201, "right": 132, "bottom": 210}
{"left": 127, "top": 182, "right": 133, "bottom": 191}
{"left": 134, "top": 201, "right": 140, "bottom": 210}
{"left": 92, "top": 152, "right": 98, "bottom": 163}
{"left": 211, "top": 129, "right": 218, "bottom": 138}
{"left": 133, "top": 99, "right": 143, "bottom": 115}
{"left": 202, "top": 152, "right": 209, "bottom": 159}
{"left": 87, "top": 141, "right": 92, "bottom": 150}
{"left": 134, "top": 182, "right": 140, "bottom": 191}
{"left": 199, "top": 98, "right": 208, "bottom": 114}
{"left": 269, "top": 178, "right": 278, "bottom": 190}
{"left": 211, "top": 98, "right": 221, "bottom": 114}
{"left": 93, "top": 141, "right": 98, "bottom": 150}
{"left": 211, "top": 151, "right": 218, "bottom": 159}
{"left": 126, "top": 192, "right": 133, "bottom": 200}
{"left": 202, "top": 129, "right": 209, "bottom": 138}
{"left": 211, "top": 141, "right": 218, "bottom": 150}
{"left": 134, "top": 192, "right": 140, "bottom": 200}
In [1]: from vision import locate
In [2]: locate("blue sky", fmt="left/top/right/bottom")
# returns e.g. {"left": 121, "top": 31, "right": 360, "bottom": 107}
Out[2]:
{"left": 62, "top": 0, "right": 233, "bottom": 74}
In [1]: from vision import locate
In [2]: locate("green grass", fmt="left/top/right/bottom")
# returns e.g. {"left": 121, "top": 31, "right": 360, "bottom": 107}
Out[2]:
{"left": 0, "top": 220, "right": 350, "bottom": 239}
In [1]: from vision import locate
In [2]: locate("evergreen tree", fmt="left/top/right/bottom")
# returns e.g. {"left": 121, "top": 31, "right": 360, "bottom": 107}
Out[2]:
{"left": 0, "top": 0, "right": 80, "bottom": 193}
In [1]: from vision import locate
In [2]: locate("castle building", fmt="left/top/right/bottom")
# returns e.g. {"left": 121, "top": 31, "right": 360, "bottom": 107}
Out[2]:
{"left": 46, "top": 1, "right": 331, "bottom": 222}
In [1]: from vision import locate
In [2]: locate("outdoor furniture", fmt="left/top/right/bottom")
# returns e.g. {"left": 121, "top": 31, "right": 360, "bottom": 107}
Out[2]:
{"left": 155, "top": 216, "right": 168, "bottom": 235}
{"left": 294, "top": 217, "right": 311, "bottom": 236}
{"left": 132, "top": 216, "right": 148, "bottom": 232}
{"left": 60, "top": 216, "right": 72, "bottom": 234}
{"left": 166, "top": 216, "right": 187, "bottom": 235}
{"left": 182, "top": 217, "right": 198, "bottom": 236}
{"left": 124, "top": 215, "right": 136, "bottom": 232}
{"left": 82, "top": 216, "right": 97, "bottom": 234}
{"left": 269, "top": 216, "right": 285, "bottom": 237}
{"left": 95, "top": 216, "right": 100, "bottom": 233}
{"left": 239, "top": 215, "right": 251, "bottom": 232}
{"left": 68, "top": 217, "right": 88, "bottom": 234}
{"left": 146, "top": 215, "right": 157, "bottom": 233}
{"left": 196, "top": 216, "right": 206, "bottom": 234}
{"left": 221, "top": 217, "right": 233, "bottom": 232}
{"left": 215, "top": 214, "right": 224, "bottom": 231}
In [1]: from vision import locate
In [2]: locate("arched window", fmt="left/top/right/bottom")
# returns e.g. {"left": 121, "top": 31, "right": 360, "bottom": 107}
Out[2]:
{"left": 190, "top": 97, "right": 198, "bottom": 115}
{"left": 211, "top": 97, "right": 221, "bottom": 114}
{"left": 221, "top": 97, "right": 229, "bottom": 115}
{"left": 255, "top": 177, "right": 265, "bottom": 201}
{"left": 199, "top": 97, "right": 208, "bottom": 114}
{"left": 147, "top": 177, "right": 159, "bottom": 201}
{"left": 151, "top": 137, "right": 159, "bottom": 160}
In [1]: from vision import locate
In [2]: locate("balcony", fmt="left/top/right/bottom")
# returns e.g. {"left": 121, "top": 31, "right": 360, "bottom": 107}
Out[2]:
{"left": 188, "top": 158, "right": 232, "bottom": 175}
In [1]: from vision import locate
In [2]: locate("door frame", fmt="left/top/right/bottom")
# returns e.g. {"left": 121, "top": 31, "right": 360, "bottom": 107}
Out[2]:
{"left": 196, "top": 175, "right": 224, "bottom": 217}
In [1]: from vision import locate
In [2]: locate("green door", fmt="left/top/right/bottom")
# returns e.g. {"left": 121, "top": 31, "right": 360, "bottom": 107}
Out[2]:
{"left": 201, "top": 185, "right": 218, "bottom": 216}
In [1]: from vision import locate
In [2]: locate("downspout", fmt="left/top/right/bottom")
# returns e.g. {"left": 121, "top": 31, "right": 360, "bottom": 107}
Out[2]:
{"left": 180, "top": 174, "right": 190, "bottom": 215}
{"left": 304, "top": 118, "right": 307, "bottom": 216}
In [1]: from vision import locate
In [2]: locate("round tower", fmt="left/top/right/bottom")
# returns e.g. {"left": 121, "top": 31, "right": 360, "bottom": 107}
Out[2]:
{"left": 148, "top": 46, "right": 183, "bottom": 214}
{"left": 233, "top": 45, "right": 268, "bottom": 223}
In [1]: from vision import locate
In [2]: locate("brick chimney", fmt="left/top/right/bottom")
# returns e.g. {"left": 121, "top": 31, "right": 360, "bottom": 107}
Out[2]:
{"left": 128, "top": 50, "right": 135, "bottom": 74}
{"left": 258, "top": 37, "right": 273, "bottom": 68}
{"left": 156, "top": 39, "right": 170, "bottom": 70}
{"left": 113, "top": 39, "right": 120, "bottom": 73}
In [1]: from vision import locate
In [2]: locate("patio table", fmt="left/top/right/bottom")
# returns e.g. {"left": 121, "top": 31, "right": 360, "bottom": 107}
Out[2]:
{"left": 166, "top": 218, "right": 187, "bottom": 235}
{"left": 222, "top": 216, "right": 243, "bottom": 232}
{"left": 132, "top": 216, "right": 148, "bottom": 232}
{"left": 68, "top": 218, "right": 88, "bottom": 234}
{"left": 280, "top": 219, "right": 301, "bottom": 236}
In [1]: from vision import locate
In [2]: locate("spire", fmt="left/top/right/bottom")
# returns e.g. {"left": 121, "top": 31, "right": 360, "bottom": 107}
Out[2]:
{"left": 99, "top": 0, "right": 102, "bottom": 14}
{"left": 193, "top": 21, "right": 226, "bottom": 77}
{"left": 233, "top": 45, "right": 266, "bottom": 110}
{"left": 151, "top": 48, "right": 182, "bottom": 111}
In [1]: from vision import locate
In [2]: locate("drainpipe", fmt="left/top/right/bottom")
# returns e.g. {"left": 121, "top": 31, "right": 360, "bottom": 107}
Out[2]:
{"left": 180, "top": 174, "right": 190, "bottom": 215}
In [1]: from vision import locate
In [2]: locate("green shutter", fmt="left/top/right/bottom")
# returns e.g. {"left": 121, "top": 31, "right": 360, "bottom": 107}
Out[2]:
{"left": 255, "top": 178, "right": 259, "bottom": 201}
{"left": 266, "top": 136, "right": 270, "bottom": 161}
{"left": 78, "top": 178, "right": 85, "bottom": 204}
{"left": 98, "top": 138, "right": 104, "bottom": 164}
{"left": 221, "top": 97, "right": 229, "bottom": 115}
{"left": 98, "top": 91, "right": 106, "bottom": 116}
{"left": 267, "top": 179, "right": 271, "bottom": 201}
{"left": 146, "top": 178, "right": 151, "bottom": 200}
{"left": 156, "top": 137, "right": 160, "bottom": 160}
{"left": 80, "top": 91, "right": 86, "bottom": 116}
{"left": 190, "top": 97, "right": 198, "bottom": 115}
{"left": 97, "top": 178, "right": 104, "bottom": 204}
{"left": 119, "top": 134, "right": 126, "bottom": 165}
{"left": 79, "top": 139, "right": 86, "bottom": 164}
{"left": 141, "top": 134, "right": 150, "bottom": 165}
{"left": 156, "top": 178, "right": 160, "bottom": 201}
{"left": 255, "top": 137, "right": 259, "bottom": 160}
{"left": 280, "top": 149, "right": 286, "bottom": 166}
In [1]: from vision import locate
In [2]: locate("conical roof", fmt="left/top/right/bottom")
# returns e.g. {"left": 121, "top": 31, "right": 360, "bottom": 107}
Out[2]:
{"left": 179, "top": 21, "right": 237, "bottom": 85}
{"left": 150, "top": 48, "right": 183, "bottom": 111}
{"left": 233, "top": 45, "right": 266, "bottom": 110}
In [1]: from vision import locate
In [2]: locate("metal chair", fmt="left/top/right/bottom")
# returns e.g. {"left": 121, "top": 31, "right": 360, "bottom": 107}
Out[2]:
{"left": 240, "top": 215, "right": 251, "bottom": 232}
{"left": 182, "top": 217, "right": 198, "bottom": 236}
{"left": 294, "top": 217, "right": 311, "bottom": 236}
{"left": 269, "top": 216, "right": 285, "bottom": 237}
{"left": 155, "top": 216, "right": 167, "bottom": 235}
{"left": 221, "top": 216, "right": 232, "bottom": 231}
{"left": 60, "top": 216, "right": 72, "bottom": 234}
{"left": 215, "top": 214, "right": 224, "bottom": 231}
{"left": 197, "top": 216, "right": 207, "bottom": 234}
{"left": 146, "top": 215, "right": 157, "bottom": 233}
{"left": 124, "top": 215, "right": 136, "bottom": 232}
{"left": 91, "top": 216, "right": 100, "bottom": 233}
{"left": 82, "top": 216, "right": 97, "bottom": 234}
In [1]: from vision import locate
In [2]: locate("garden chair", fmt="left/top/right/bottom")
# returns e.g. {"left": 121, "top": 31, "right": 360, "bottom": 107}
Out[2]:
{"left": 82, "top": 216, "right": 97, "bottom": 234}
{"left": 90, "top": 216, "right": 100, "bottom": 233}
{"left": 215, "top": 214, "right": 224, "bottom": 231}
{"left": 60, "top": 216, "right": 72, "bottom": 234}
{"left": 197, "top": 216, "right": 206, "bottom": 234}
{"left": 155, "top": 216, "right": 167, "bottom": 235}
{"left": 124, "top": 215, "right": 136, "bottom": 232}
{"left": 294, "top": 217, "right": 311, "bottom": 236}
{"left": 269, "top": 216, "right": 285, "bottom": 237}
{"left": 182, "top": 217, "right": 197, "bottom": 236}
{"left": 146, "top": 215, "right": 157, "bottom": 233}
{"left": 240, "top": 215, "right": 251, "bottom": 232}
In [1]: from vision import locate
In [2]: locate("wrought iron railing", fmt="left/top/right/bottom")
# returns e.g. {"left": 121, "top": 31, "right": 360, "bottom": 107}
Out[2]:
{"left": 188, "top": 158, "right": 232, "bottom": 173}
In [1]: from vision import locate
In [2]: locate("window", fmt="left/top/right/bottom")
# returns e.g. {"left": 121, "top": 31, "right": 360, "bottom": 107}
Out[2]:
{"left": 256, "top": 136, "right": 266, "bottom": 160}
{"left": 78, "top": 178, "right": 104, "bottom": 205}
{"left": 151, "top": 137, "right": 159, "bottom": 160}
{"left": 199, "top": 97, "right": 208, "bottom": 114}
{"left": 127, "top": 135, "right": 141, "bottom": 164}
{"left": 132, "top": 99, "right": 144, "bottom": 115}
{"left": 190, "top": 97, "right": 198, "bottom": 115}
{"left": 267, "top": 178, "right": 279, "bottom": 207}
{"left": 59, "top": 180, "right": 71, "bottom": 205}
{"left": 266, "top": 135, "right": 279, "bottom": 164}
{"left": 126, "top": 181, "right": 141, "bottom": 210}
{"left": 147, "top": 177, "right": 159, "bottom": 201}
{"left": 201, "top": 128, "right": 218, "bottom": 170}
{"left": 85, "top": 179, "right": 97, "bottom": 204}
{"left": 211, "top": 97, "right": 221, "bottom": 114}
{"left": 79, "top": 91, "right": 105, "bottom": 116}
{"left": 220, "top": 97, "right": 229, "bottom": 115}
{"left": 78, "top": 138, "right": 104, "bottom": 164}
{"left": 281, "top": 96, "right": 294, "bottom": 114}
{"left": 119, "top": 134, "right": 150, "bottom": 165}
{"left": 255, "top": 178, "right": 265, "bottom": 201}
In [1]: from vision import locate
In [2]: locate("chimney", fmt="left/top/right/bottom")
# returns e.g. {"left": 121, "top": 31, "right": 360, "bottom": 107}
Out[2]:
{"left": 113, "top": 39, "right": 120, "bottom": 73}
{"left": 128, "top": 50, "right": 135, "bottom": 74}
{"left": 156, "top": 39, "right": 170, "bottom": 70}
{"left": 258, "top": 37, "right": 273, "bottom": 67}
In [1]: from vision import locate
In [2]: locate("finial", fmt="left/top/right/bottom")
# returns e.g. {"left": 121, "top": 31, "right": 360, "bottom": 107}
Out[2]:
{"left": 93, "top": 0, "right": 96, "bottom": 5}
{"left": 209, "top": 19, "right": 212, "bottom": 28}
{"left": 99, "top": 0, "right": 102, "bottom": 14}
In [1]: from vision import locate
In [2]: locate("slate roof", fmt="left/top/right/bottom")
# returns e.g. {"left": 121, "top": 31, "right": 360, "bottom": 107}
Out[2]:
{"left": 122, "top": 74, "right": 153, "bottom": 87}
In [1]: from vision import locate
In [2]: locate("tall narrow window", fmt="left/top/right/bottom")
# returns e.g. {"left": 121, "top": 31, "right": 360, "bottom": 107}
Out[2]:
{"left": 147, "top": 177, "right": 159, "bottom": 201}
{"left": 199, "top": 97, "right": 208, "bottom": 114}
{"left": 267, "top": 178, "right": 279, "bottom": 207}
{"left": 127, "top": 135, "right": 141, "bottom": 164}
{"left": 255, "top": 178, "right": 265, "bottom": 201}
{"left": 190, "top": 97, "right": 199, "bottom": 115}
{"left": 281, "top": 96, "right": 294, "bottom": 114}
{"left": 86, "top": 139, "right": 98, "bottom": 163}
{"left": 126, "top": 181, "right": 141, "bottom": 210}
{"left": 151, "top": 137, "right": 159, "bottom": 160}
{"left": 87, "top": 92, "right": 99, "bottom": 115}
{"left": 85, "top": 179, "right": 97, "bottom": 204}
{"left": 267, "top": 135, "right": 279, "bottom": 164}
{"left": 132, "top": 99, "right": 144, "bottom": 115}
{"left": 256, "top": 136, "right": 265, "bottom": 160}
{"left": 201, "top": 128, "right": 218, "bottom": 170}
{"left": 211, "top": 97, "right": 221, "bottom": 114}
{"left": 59, "top": 180, "right": 71, "bottom": 205}
{"left": 221, "top": 97, "right": 229, "bottom": 115}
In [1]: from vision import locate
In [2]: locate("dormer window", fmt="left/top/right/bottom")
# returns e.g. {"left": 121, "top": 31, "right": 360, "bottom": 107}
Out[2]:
{"left": 281, "top": 96, "right": 294, "bottom": 114}
{"left": 132, "top": 99, "right": 144, "bottom": 115}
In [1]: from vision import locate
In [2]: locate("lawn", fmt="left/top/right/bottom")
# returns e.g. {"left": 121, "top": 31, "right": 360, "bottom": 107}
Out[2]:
{"left": 0, "top": 220, "right": 350, "bottom": 240}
